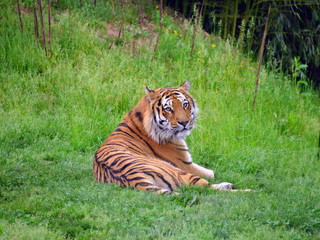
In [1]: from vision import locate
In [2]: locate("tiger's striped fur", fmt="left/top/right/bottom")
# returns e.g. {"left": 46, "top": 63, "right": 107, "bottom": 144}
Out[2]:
{"left": 93, "top": 81, "right": 235, "bottom": 194}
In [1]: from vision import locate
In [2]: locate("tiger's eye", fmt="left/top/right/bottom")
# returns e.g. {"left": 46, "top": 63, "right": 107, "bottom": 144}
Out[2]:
{"left": 183, "top": 102, "right": 189, "bottom": 109}
{"left": 164, "top": 107, "right": 172, "bottom": 113}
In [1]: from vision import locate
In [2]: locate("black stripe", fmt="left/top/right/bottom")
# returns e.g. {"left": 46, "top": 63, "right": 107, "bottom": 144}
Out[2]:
{"left": 156, "top": 107, "right": 161, "bottom": 116}
{"left": 190, "top": 177, "right": 201, "bottom": 185}
{"left": 108, "top": 169, "right": 124, "bottom": 185}
{"left": 108, "top": 154, "right": 131, "bottom": 167}
{"left": 118, "top": 123, "right": 165, "bottom": 161}
{"left": 107, "top": 141, "right": 144, "bottom": 155}
{"left": 134, "top": 182, "right": 153, "bottom": 187}
{"left": 106, "top": 159, "right": 134, "bottom": 175}
{"left": 95, "top": 149, "right": 122, "bottom": 162}
{"left": 128, "top": 176, "right": 145, "bottom": 182}
{"left": 128, "top": 114, "right": 144, "bottom": 134}
{"left": 190, "top": 98, "right": 195, "bottom": 108}
{"left": 143, "top": 171, "right": 156, "bottom": 180}
{"left": 177, "top": 158, "right": 192, "bottom": 165}
{"left": 114, "top": 127, "right": 135, "bottom": 139}
{"left": 118, "top": 161, "right": 137, "bottom": 173}
{"left": 105, "top": 143, "right": 143, "bottom": 154}
{"left": 176, "top": 148, "right": 189, "bottom": 151}
{"left": 125, "top": 164, "right": 150, "bottom": 175}
{"left": 95, "top": 145, "right": 111, "bottom": 154}
{"left": 126, "top": 141, "right": 145, "bottom": 153}
{"left": 135, "top": 111, "right": 143, "bottom": 122}
{"left": 154, "top": 172, "right": 173, "bottom": 191}
{"left": 145, "top": 187, "right": 160, "bottom": 192}
{"left": 157, "top": 165, "right": 180, "bottom": 188}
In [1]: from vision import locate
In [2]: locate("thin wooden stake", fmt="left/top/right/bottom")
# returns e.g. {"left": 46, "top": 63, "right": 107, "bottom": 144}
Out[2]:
{"left": 190, "top": 1, "right": 204, "bottom": 56}
{"left": 231, "top": 0, "right": 238, "bottom": 41}
{"left": 153, "top": 0, "right": 163, "bottom": 54}
{"left": 48, "top": 0, "right": 51, "bottom": 45}
{"left": 108, "top": 0, "right": 124, "bottom": 50}
{"left": 252, "top": 7, "right": 271, "bottom": 110}
{"left": 318, "top": 130, "right": 320, "bottom": 160}
{"left": 110, "top": 0, "right": 115, "bottom": 17}
{"left": 37, "top": 0, "right": 46, "bottom": 48}
{"left": 132, "top": 28, "right": 137, "bottom": 56}
{"left": 33, "top": 3, "right": 39, "bottom": 42}
{"left": 119, "top": 0, "right": 124, "bottom": 39}
{"left": 17, "top": 0, "right": 23, "bottom": 33}
{"left": 138, "top": 0, "right": 144, "bottom": 29}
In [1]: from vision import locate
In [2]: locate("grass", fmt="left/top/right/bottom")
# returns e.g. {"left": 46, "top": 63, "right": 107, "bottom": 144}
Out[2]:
{"left": 1, "top": 1, "right": 320, "bottom": 239}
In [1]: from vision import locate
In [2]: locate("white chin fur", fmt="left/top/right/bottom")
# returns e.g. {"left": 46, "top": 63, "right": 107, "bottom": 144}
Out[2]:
{"left": 174, "top": 130, "right": 191, "bottom": 139}
{"left": 148, "top": 123, "right": 193, "bottom": 143}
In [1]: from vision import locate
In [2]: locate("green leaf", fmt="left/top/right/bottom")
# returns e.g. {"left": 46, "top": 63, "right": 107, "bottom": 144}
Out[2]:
{"left": 297, "top": 80, "right": 309, "bottom": 86}
{"left": 296, "top": 64, "right": 308, "bottom": 70}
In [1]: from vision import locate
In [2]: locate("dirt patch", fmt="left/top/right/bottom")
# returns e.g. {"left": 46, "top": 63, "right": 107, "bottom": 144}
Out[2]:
{"left": 105, "top": 24, "right": 120, "bottom": 39}
{"left": 97, "top": 6, "right": 210, "bottom": 54}
{"left": 97, "top": 19, "right": 157, "bottom": 53}
{"left": 20, "top": 6, "right": 33, "bottom": 16}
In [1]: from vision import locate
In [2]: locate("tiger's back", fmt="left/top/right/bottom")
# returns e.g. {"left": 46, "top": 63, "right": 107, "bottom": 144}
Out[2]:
{"left": 93, "top": 81, "right": 235, "bottom": 194}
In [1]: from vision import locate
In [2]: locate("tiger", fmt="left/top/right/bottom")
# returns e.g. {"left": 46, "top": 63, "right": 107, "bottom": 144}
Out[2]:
{"left": 93, "top": 81, "right": 237, "bottom": 194}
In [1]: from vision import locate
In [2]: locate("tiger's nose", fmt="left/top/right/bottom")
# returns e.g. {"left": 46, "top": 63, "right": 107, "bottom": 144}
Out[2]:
{"left": 178, "top": 121, "right": 189, "bottom": 127}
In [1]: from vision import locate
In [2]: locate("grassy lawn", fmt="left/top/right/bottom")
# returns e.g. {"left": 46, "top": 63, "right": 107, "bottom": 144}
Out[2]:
{"left": 1, "top": 1, "right": 319, "bottom": 239}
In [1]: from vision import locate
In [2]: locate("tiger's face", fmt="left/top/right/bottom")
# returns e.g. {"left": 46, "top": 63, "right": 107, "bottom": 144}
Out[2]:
{"left": 144, "top": 81, "right": 198, "bottom": 143}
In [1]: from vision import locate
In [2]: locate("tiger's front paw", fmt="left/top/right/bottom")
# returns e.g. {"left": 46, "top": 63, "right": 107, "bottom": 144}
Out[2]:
{"left": 211, "top": 182, "right": 234, "bottom": 190}
{"left": 205, "top": 169, "right": 215, "bottom": 179}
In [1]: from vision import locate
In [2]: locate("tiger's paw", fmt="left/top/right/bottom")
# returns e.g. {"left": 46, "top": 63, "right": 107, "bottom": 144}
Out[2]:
{"left": 211, "top": 182, "right": 234, "bottom": 191}
{"left": 211, "top": 183, "right": 252, "bottom": 192}
{"left": 205, "top": 169, "right": 215, "bottom": 179}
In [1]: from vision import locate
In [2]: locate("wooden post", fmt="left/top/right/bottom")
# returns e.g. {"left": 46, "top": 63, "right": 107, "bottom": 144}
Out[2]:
{"left": 252, "top": 7, "right": 271, "bottom": 110}
{"left": 318, "top": 130, "right": 320, "bottom": 160}
{"left": 120, "top": 0, "right": 124, "bottom": 39}
{"left": 17, "top": 0, "right": 23, "bottom": 33}
{"left": 110, "top": 0, "right": 115, "bottom": 17}
{"left": 153, "top": 0, "right": 163, "bottom": 54}
{"left": 48, "top": 0, "right": 51, "bottom": 45}
{"left": 223, "top": 0, "right": 229, "bottom": 39}
{"left": 108, "top": 0, "right": 124, "bottom": 50}
{"left": 190, "top": 1, "right": 204, "bottom": 56}
{"left": 231, "top": 0, "right": 238, "bottom": 41}
{"left": 33, "top": 3, "right": 39, "bottom": 42}
{"left": 132, "top": 28, "right": 136, "bottom": 56}
{"left": 138, "top": 0, "right": 144, "bottom": 29}
{"left": 37, "top": 0, "right": 46, "bottom": 48}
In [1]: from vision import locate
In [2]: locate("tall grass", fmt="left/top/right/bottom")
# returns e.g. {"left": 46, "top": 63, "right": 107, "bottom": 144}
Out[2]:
{"left": 0, "top": 1, "right": 319, "bottom": 239}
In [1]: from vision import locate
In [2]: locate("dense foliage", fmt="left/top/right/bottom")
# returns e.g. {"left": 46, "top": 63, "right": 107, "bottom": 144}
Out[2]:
{"left": 166, "top": 0, "right": 320, "bottom": 87}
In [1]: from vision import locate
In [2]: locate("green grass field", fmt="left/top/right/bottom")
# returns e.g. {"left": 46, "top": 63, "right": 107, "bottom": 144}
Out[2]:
{"left": 1, "top": 1, "right": 319, "bottom": 239}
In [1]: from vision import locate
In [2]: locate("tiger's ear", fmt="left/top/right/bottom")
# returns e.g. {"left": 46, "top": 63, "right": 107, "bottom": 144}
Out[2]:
{"left": 179, "top": 80, "right": 190, "bottom": 92}
{"left": 145, "top": 86, "right": 157, "bottom": 102}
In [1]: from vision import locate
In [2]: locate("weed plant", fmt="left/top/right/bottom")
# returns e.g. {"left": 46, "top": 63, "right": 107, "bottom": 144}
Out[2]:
{"left": 0, "top": 1, "right": 319, "bottom": 239}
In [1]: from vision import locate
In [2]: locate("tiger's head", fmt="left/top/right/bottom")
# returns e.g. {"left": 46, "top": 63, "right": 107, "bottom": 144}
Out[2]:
{"left": 143, "top": 81, "right": 198, "bottom": 143}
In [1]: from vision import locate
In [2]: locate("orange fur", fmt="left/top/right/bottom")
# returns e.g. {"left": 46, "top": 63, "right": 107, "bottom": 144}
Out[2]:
{"left": 93, "top": 81, "right": 235, "bottom": 194}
